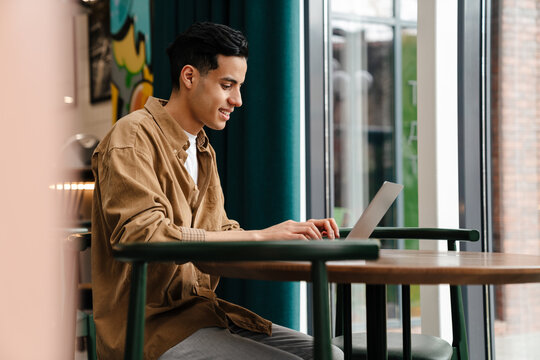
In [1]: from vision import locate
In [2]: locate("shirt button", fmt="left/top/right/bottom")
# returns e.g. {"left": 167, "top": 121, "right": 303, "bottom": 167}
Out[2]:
{"left": 173, "top": 149, "right": 178, "bottom": 155}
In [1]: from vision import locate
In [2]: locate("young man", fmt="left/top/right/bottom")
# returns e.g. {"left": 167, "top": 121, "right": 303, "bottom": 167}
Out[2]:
{"left": 91, "top": 22, "right": 343, "bottom": 359}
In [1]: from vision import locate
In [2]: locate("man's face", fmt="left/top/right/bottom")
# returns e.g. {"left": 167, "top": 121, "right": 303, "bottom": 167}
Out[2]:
{"left": 189, "top": 55, "right": 247, "bottom": 131}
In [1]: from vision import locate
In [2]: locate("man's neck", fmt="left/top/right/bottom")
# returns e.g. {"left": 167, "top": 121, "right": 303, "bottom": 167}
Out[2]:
{"left": 164, "top": 92, "right": 203, "bottom": 135}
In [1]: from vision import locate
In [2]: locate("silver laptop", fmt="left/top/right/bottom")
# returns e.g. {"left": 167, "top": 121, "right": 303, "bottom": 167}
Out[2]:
{"left": 346, "top": 181, "right": 403, "bottom": 239}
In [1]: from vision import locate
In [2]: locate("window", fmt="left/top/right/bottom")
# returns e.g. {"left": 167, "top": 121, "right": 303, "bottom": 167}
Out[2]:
{"left": 330, "top": 0, "right": 418, "bottom": 331}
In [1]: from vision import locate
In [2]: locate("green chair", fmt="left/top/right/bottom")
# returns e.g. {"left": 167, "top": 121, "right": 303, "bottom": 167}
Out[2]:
{"left": 332, "top": 227, "right": 480, "bottom": 360}
{"left": 70, "top": 232, "right": 97, "bottom": 360}
{"left": 112, "top": 239, "right": 380, "bottom": 360}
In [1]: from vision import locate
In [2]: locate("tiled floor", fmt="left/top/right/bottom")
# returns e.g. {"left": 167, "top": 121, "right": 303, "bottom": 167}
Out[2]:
{"left": 495, "top": 332, "right": 540, "bottom": 359}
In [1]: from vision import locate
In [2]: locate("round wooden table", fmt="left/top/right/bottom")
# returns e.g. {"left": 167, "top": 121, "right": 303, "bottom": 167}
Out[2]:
{"left": 198, "top": 249, "right": 540, "bottom": 284}
{"left": 198, "top": 249, "right": 540, "bottom": 359}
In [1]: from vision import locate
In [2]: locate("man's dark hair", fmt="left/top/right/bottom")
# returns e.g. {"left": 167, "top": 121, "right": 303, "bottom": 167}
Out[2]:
{"left": 167, "top": 22, "right": 249, "bottom": 90}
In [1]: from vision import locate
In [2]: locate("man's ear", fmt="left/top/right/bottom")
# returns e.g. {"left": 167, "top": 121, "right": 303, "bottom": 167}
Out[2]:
{"left": 180, "top": 65, "right": 197, "bottom": 89}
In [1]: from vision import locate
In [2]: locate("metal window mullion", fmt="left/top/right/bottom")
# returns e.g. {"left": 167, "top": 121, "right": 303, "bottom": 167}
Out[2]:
{"left": 305, "top": 0, "right": 330, "bottom": 336}
{"left": 458, "top": 0, "right": 492, "bottom": 359}
{"left": 394, "top": 0, "right": 406, "bottom": 334}
{"left": 394, "top": 0, "right": 405, "bottom": 235}
{"left": 305, "top": 0, "right": 327, "bottom": 222}
{"left": 324, "top": 0, "right": 333, "bottom": 218}
{"left": 480, "top": 0, "right": 495, "bottom": 358}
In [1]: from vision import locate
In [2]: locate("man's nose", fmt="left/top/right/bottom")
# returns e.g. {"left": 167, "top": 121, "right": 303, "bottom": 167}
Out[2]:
{"left": 228, "top": 89, "right": 242, "bottom": 107}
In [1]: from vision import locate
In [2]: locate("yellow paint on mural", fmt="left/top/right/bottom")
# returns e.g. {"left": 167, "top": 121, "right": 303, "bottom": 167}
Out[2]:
{"left": 112, "top": 22, "right": 146, "bottom": 74}
{"left": 111, "top": 82, "right": 119, "bottom": 124}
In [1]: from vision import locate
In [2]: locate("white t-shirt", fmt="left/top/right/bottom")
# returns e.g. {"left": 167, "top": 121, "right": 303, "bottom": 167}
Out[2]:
{"left": 183, "top": 130, "right": 198, "bottom": 185}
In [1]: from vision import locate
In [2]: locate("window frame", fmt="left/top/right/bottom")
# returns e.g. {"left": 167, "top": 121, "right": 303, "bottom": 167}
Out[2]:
{"left": 458, "top": 0, "right": 494, "bottom": 358}
{"left": 305, "top": 0, "right": 420, "bottom": 335}
{"left": 306, "top": 0, "right": 496, "bottom": 356}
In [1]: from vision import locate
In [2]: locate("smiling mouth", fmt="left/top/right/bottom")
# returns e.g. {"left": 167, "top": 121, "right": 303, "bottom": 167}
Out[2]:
{"left": 219, "top": 109, "right": 231, "bottom": 118}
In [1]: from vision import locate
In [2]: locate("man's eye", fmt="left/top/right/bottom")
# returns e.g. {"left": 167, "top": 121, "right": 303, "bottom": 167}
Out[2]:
{"left": 221, "top": 84, "right": 232, "bottom": 90}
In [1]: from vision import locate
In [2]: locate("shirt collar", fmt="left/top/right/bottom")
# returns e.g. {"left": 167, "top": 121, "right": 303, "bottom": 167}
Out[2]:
{"left": 144, "top": 96, "right": 210, "bottom": 153}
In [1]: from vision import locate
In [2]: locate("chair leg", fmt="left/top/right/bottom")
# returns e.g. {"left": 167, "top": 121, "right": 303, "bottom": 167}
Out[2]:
{"left": 335, "top": 283, "right": 353, "bottom": 360}
{"left": 366, "top": 284, "right": 387, "bottom": 360}
{"left": 87, "top": 314, "right": 97, "bottom": 360}
{"left": 312, "top": 260, "right": 331, "bottom": 360}
{"left": 401, "top": 285, "right": 411, "bottom": 360}
{"left": 335, "top": 284, "right": 344, "bottom": 337}
{"left": 343, "top": 284, "right": 352, "bottom": 360}
{"left": 450, "top": 285, "right": 469, "bottom": 360}
{"left": 125, "top": 262, "right": 147, "bottom": 360}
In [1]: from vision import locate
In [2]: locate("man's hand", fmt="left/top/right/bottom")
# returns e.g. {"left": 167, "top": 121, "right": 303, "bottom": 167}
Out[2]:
{"left": 307, "top": 218, "right": 340, "bottom": 239}
{"left": 206, "top": 218, "right": 340, "bottom": 241}
{"left": 255, "top": 218, "right": 340, "bottom": 241}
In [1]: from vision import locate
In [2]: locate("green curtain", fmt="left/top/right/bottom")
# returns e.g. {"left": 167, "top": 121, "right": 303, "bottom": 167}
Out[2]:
{"left": 151, "top": 0, "right": 301, "bottom": 330}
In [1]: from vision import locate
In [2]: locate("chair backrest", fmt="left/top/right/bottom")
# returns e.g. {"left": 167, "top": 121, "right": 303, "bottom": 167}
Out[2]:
{"left": 335, "top": 226, "right": 479, "bottom": 360}
{"left": 69, "top": 232, "right": 96, "bottom": 360}
{"left": 112, "top": 240, "right": 380, "bottom": 360}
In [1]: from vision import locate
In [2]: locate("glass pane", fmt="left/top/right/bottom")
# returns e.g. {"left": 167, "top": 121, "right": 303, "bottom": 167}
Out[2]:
{"left": 490, "top": 0, "right": 540, "bottom": 358}
{"left": 332, "top": 20, "right": 395, "bottom": 228}
{"left": 401, "top": 27, "right": 420, "bottom": 325}
{"left": 330, "top": 0, "right": 418, "bottom": 335}
{"left": 331, "top": 0, "right": 393, "bottom": 18}
{"left": 400, "top": 0, "right": 417, "bottom": 21}
{"left": 401, "top": 28, "right": 418, "bottom": 237}
{"left": 332, "top": 18, "right": 397, "bottom": 330}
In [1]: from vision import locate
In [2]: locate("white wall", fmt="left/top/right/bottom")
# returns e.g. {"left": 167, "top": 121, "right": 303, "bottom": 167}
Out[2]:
{"left": 70, "top": 9, "right": 112, "bottom": 142}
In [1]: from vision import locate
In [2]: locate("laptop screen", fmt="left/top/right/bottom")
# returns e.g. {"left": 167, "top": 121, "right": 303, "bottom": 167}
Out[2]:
{"left": 346, "top": 181, "right": 403, "bottom": 239}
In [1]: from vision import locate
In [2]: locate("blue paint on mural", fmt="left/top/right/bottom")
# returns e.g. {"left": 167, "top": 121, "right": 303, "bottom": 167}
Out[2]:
{"left": 110, "top": 0, "right": 151, "bottom": 64}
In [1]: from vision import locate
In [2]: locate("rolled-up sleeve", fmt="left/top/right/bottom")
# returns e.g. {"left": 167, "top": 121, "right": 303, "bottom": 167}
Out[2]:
{"left": 181, "top": 227, "right": 206, "bottom": 241}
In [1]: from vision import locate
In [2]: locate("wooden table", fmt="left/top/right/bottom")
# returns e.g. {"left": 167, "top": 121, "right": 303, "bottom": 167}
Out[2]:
{"left": 198, "top": 249, "right": 540, "bottom": 359}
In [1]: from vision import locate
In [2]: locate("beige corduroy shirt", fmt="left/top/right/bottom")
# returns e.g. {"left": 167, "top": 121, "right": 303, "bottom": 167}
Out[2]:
{"left": 91, "top": 97, "right": 271, "bottom": 360}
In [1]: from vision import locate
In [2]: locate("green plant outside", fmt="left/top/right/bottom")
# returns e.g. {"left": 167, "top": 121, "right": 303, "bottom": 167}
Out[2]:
{"left": 401, "top": 31, "right": 420, "bottom": 312}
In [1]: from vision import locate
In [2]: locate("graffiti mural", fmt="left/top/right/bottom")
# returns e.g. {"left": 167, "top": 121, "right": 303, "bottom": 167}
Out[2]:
{"left": 110, "top": 0, "right": 153, "bottom": 121}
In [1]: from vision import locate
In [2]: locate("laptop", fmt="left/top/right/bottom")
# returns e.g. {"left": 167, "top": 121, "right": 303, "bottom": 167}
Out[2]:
{"left": 345, "top": 181, "right": 403, "bottom": 239}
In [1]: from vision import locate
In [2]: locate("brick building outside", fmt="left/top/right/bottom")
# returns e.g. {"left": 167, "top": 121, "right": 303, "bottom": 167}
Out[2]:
{"left": 491, "top": 0, "right": 540, "bottom": 340}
